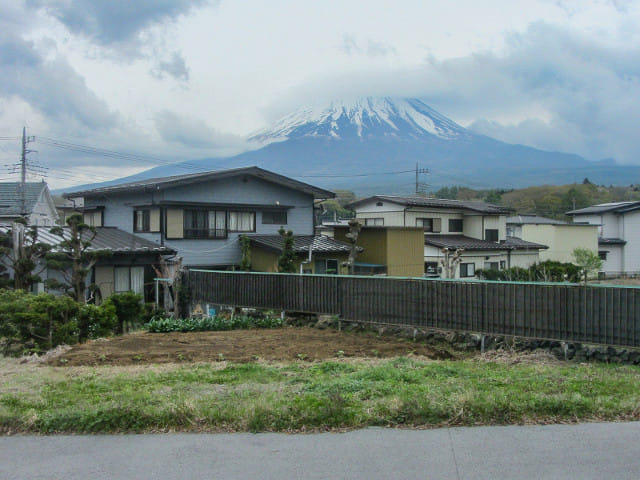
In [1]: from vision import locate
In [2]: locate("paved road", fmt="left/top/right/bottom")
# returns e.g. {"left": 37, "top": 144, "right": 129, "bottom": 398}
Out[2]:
{"left": 1, "top": 422, "right": 639, "bottom": 479}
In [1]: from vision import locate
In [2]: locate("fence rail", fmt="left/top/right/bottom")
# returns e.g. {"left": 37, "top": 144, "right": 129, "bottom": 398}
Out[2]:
{"left": 185, "top": 270, "right": 640, "bottom": 348}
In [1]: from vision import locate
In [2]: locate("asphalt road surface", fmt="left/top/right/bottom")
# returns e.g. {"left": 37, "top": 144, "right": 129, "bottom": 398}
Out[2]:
{"left": 2, "top": 422, "right": 639, "bottom": 479}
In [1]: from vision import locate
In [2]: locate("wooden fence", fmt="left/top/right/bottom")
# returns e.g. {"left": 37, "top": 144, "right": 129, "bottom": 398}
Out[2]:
{"left": 185, "top": 270, "right": 640, "bottom": 348}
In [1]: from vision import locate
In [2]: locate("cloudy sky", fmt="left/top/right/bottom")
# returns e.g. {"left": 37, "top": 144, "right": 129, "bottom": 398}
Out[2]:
{"left": 0, "top": 0, "right": 639, "bottom": 188}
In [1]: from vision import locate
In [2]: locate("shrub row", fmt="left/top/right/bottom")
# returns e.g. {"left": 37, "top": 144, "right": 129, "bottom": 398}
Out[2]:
{"left": 147, "top": 314, "right": 283, "bottom": 333}
{"left": 0, "top": 289, "right": 152, "bottom": 355}
{"left": 476, "top": 260, "right": 582, "bottom": 282}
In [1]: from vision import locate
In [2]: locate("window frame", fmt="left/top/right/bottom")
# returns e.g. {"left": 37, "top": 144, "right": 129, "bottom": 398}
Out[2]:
{"left": 459, "top": 262, "right": 475, "bottom": 278}
{"left": 449, "top": 219, "right": 463, "bottom": 233}
{"left": 183, "top": 209, "right": 228, "bottom": 239}
{"left": 364, "top": 217, "right": 384, "bottom": 226}
{"left": 416, "top": 218, "right": 434, "bottom": 232}
{"left": 485, "top": 229, "right": 499, "bottom": 242}
{"left": 262, "top": 211, "right": 287, "bottom": 225}
{"left": 228, "top": 211, "right": 256, "bottom": 233}
{"left": 133, "top": 209, "right": 150, "bottom": 233}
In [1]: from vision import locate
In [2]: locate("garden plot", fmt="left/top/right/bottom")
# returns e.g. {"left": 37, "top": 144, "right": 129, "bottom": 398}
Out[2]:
{"left": 47, "top": 326, "right": 454, "bottom": 366}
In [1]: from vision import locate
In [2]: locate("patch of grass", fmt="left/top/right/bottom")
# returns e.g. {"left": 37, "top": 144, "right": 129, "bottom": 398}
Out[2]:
{"left": 1, "top": 358, "right": 639, "bottom": 434}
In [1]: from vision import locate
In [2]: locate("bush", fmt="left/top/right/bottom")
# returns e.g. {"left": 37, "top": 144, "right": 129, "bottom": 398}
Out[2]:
{"left": 76, "top": 303, "right": 118, "bottom": 341}
{"left": 147, "top": 313, "right": 283, "bottom": 333}
{"left": 476, "top": 261, "right": 582, "bottom": 283}
{"left": 0, "top": 289, "right": 123, "bottom": 355}
{"left": 103, "top": 292, "right": 143, "bottom": 334}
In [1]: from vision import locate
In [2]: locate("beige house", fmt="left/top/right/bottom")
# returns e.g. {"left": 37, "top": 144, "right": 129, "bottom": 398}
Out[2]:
{"left": 348, "top": 196, "right": 547, "bottom": 278}
{"left": 507, "top": 215, "right": 599, "bottom": 263}
{"left": 333, "top": 226, "right": 425, "bottom": 277}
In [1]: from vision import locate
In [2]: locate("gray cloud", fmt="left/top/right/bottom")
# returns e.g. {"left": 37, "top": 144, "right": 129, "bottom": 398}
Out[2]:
{"left": 0, "top": 32, "right": 117, "bottom": 130}
{"left": 27, "top": 0, "right": 209, "bottom": 46}
{"left": 274, "top": 22, "right": 640, "bottom": 165}
{"left": 154, "top": 110, "right": 248, "bottom": 154}
{"left": 151, "top": 52, "right": 190, "bottom": 82}
{"left": 340, "top": 34, "right": 396, "bottom": 58}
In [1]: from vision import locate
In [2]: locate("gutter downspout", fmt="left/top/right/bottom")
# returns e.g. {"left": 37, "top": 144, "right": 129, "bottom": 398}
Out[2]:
{"left": 300, "top": 239, "right": 314, "bottom": 274}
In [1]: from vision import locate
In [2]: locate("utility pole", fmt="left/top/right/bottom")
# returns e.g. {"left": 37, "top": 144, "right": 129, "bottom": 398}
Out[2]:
{"left": 18, "top": 127, "right": 36, "bottom": 217}
{"left": 415, "top": 163, "right": 429, "bottom": 196}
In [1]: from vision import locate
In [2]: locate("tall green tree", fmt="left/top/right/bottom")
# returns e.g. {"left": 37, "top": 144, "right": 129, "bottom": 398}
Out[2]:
{"left": 277, "top": 227, "right": 296, "bottom": 273}
{"left": 46, "top": 213, "right": 111, "bottom": 303}
{"left": 573, "top": 248, "right": 603, "bottom": 284}
{"left": 239, "top": 235, "right": 252, "bottom": 271}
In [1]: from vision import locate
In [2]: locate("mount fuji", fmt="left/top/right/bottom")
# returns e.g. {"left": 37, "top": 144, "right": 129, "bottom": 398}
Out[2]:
{"left": 63, "top": 97, "right": 640, "bottom": 194}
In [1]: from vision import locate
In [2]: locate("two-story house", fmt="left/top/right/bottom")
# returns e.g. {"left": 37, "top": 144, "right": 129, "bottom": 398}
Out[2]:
{"left": 566, "top": 201, "right": 640, "bottom": 277}
{"left": 348, "top": 195, "right": 546, "bottom": 278}
{"left": 0, "top": 181, "right": 58, "bottom": 226}
{"left": 64, "top": 166, "right": 343, "bottom": 269}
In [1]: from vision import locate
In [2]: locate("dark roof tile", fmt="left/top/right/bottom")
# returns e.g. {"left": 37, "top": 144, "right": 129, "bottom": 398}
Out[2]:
{"left": 249, "top": 234, "right": 356, "bottom": 254}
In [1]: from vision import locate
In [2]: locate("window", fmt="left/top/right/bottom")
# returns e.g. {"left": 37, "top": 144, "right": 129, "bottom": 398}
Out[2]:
{"left": 228, "top": 211, "right": 255, "bottom": 232}
{"left": 459, "top": 263, "right": 475, "bottom": 277}
{"left": 506, "top": 226, "right": 515, "bottom": 237}
{"left": 484, "top": 262, "right": 499, "bottom": 270}
{"left": 184, "top": 210, "right": 226, "bottom": 239}
{"left": 134, "top": 209, "right": 150, "bottom": 232}
{"left": 485, "top": 229, "right": 499, "bottom": 242}
{"left": 416, "top": 218, "right": 433, "bottom": 232}
{"left": 315, "top": 259, "right": 339, "bottom": 275}
{"left": 262, "top": 211, "right": 287, "bottom": 225}
{"left": 376, "top": 202, "right": 383, "bottom": 207}
{"left": 424, "top": 262, "right": 439, "bottom": 277}
{"left": 84, "top": 210, "right": 103, "bottom": 227}
{"left": 599, "top": 251, "right": 608, "bottom": 260}
{"left": 449, "top": 219, "right": 463, "bottom": 233}
{"left": 500, "top": 260, "right": 506, "bottom": 270}
{"left": 115, "top": 266, "right": 145, "bottom": 295}
{"left": 364, "top": 218, "right": 384, "bottom": 226}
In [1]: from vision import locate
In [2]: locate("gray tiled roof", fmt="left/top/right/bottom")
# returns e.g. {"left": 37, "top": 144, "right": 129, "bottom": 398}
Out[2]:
{"left": 424, "top": 234, "right": 546, "bottom": 251}
{"left": 348, "top": 195, "right": 512, "bottom": 214}
{"left": 502, "top": 237, "right": 548, "bottom": 250}
{"left": 507, "top": 215, "right": 568, "bottom": 225}
{"left": 567, "top": 201, "right": 640, "bottom": 215}
{"left": 0, "top": 182, "right": 46, "bottom": 217}
{"left": 0, "top": 225, "right": 176, "bottom": 255}
{"left": 248, "top": 234, "right": 357, "bottom": 254}
{"left": 64, "top": 166, "right": 334, "bottom": 200}
{"left": 598, "top": 237, "right": 627, "bottom": 245}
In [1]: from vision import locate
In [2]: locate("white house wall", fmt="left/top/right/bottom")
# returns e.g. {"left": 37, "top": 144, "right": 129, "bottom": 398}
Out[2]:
{"left": 621, "top": 210, "right": 640, "bottom": 273}
{"left": 602, "top": 244, "right": 624, "bottom": 275}
{"left": 462, "top": 215, "right": 483, "bottom": 239}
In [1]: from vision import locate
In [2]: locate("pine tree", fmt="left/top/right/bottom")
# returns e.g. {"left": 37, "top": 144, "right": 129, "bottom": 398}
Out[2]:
{"left": 277, "top": 228, "right": 296, "bottom": 273}
{"left": 46, "top": 213, "right": 111, "bottom": 303}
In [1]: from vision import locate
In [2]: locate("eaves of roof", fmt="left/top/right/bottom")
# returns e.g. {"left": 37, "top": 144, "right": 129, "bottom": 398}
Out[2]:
{"left": 348, "top": 195, "right": 512, "bottom": 214}
{"left": 63, "top": 166, "right": 334, "bottom": 200}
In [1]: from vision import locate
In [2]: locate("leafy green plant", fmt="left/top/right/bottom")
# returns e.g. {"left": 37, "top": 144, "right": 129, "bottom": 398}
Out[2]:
{"left": 239, "top": 234, "right": 252, "bottom": 271}
{"left": 103, "top": 292, "right": 143, "bottom": 334}
{"left": 573, "top": 248, "right": 603, "bottom": 284}
{"left": 277, "top": 227, "right": 296, "bottom": 273}
{"left": 146, "top": 313, "right": 283, "bottom": 333}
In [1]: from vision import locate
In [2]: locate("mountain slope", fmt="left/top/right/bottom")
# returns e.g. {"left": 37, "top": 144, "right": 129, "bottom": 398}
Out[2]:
{"left": 61, "top": 97, "right": 640, "bottom": 195}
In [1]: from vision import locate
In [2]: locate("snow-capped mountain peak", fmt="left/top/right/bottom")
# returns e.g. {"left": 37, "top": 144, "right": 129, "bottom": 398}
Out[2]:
{"left": 249, "top": 97, "right": 469, "bottom": 143}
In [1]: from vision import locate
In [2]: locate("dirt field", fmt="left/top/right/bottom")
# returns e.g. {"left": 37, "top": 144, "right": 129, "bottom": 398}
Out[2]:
{"left": 48, "top": 327, "right": 455, "bottom": 366}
